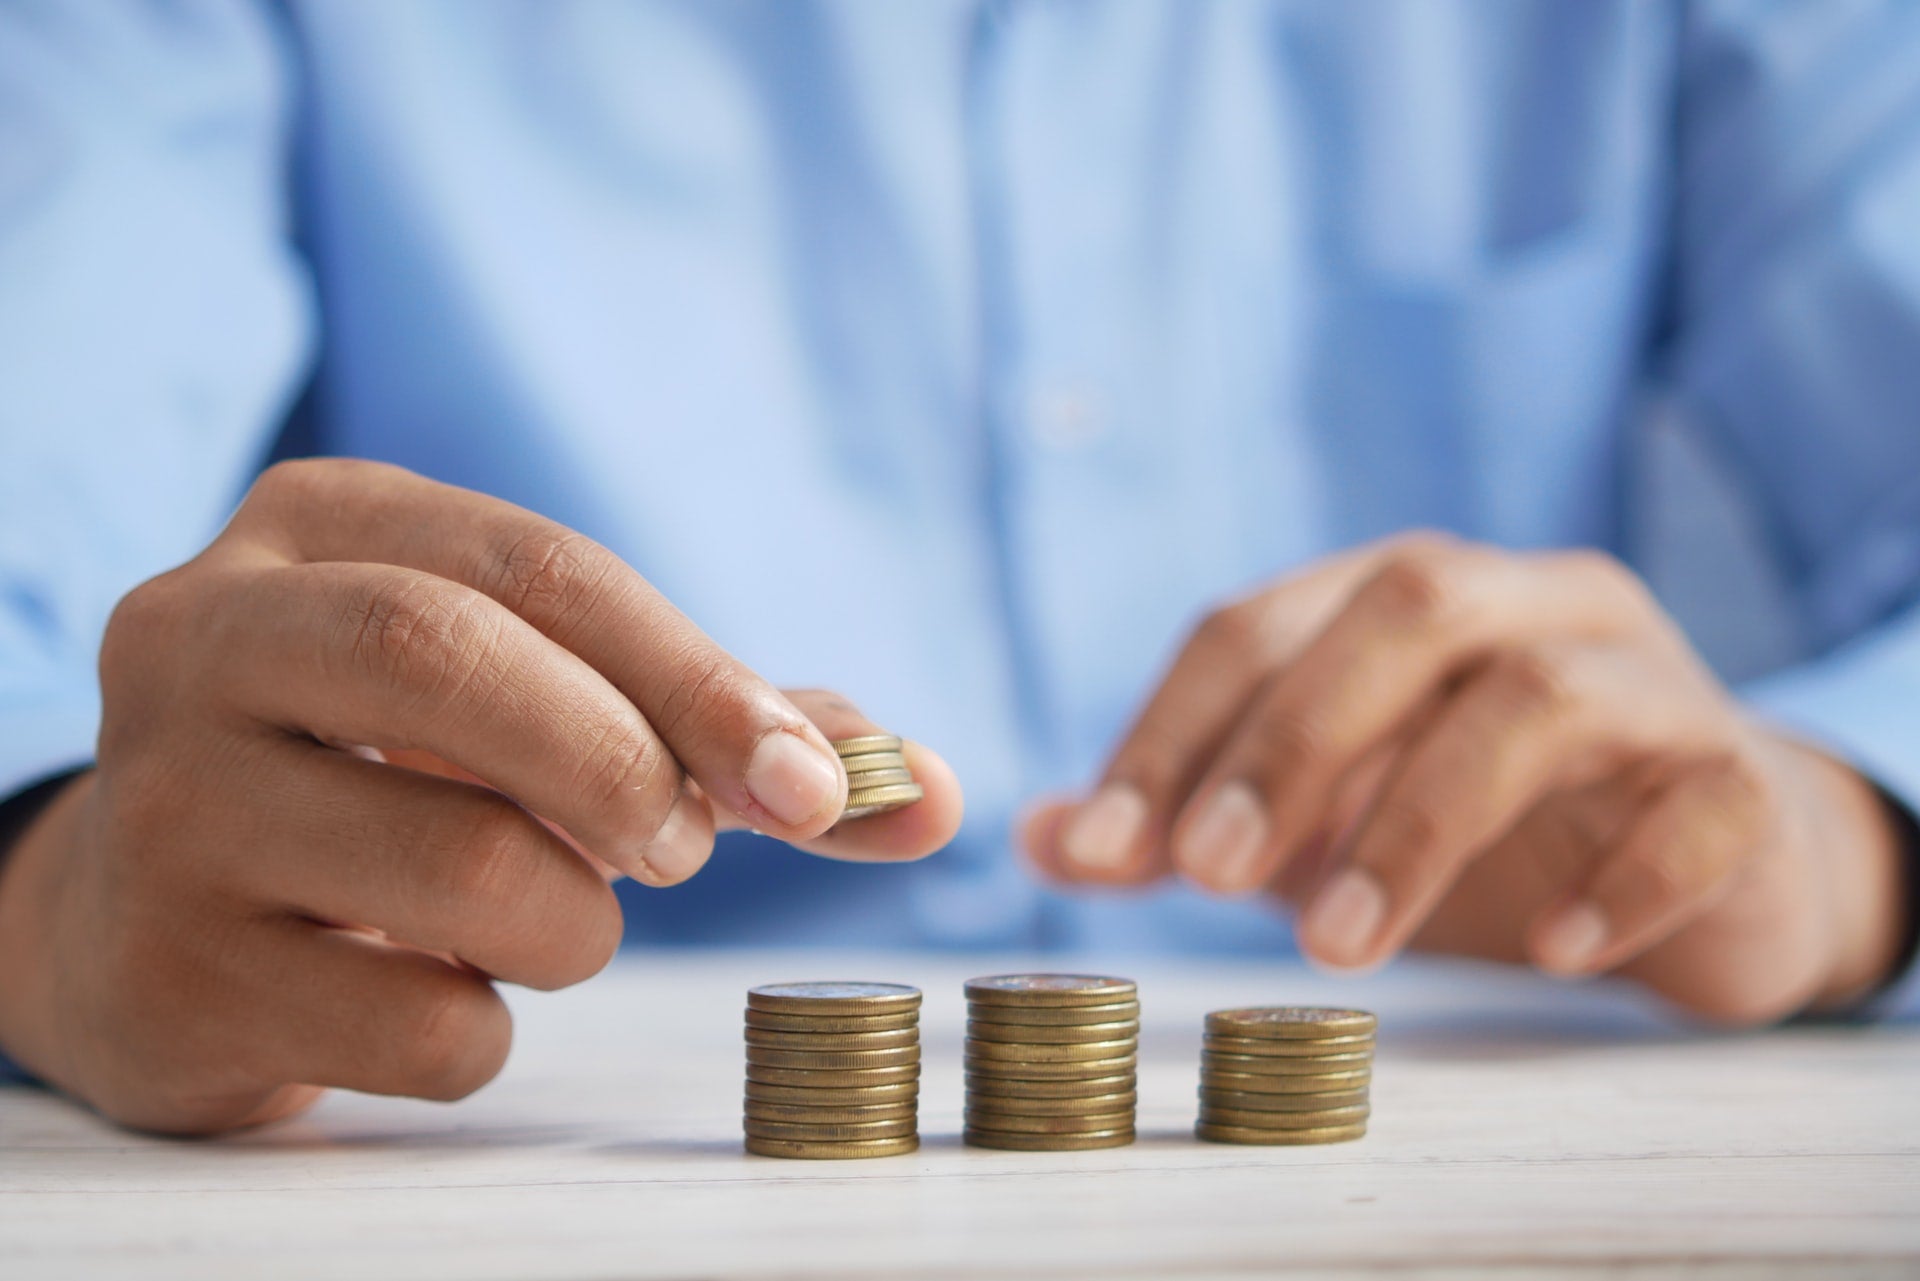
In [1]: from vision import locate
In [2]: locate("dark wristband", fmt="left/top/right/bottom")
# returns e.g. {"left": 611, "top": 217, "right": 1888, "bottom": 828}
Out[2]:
{"left": 0, "top": 767, "right": 87, "bottom": 870}
{"left": 1869, "top": 781, "right": 1920, "bottom": 1005}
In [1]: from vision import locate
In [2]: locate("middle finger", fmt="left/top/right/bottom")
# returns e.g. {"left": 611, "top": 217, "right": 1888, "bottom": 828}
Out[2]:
{"left": 1171, "top": 546, "right": 1645, "bottom": 895}
{"left": 229, "top": 739, "right": 627, "bottom": 990}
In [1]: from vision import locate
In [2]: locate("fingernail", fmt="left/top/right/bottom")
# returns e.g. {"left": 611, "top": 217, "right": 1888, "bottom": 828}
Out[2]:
{"left": 1061, "top": 784, "right": 1148, "bottom": 871}
{"left": 1176, "top": 782, "right": 1269, "bottom": 891}
{"left": 745, "top": 730, "right": 841, "bottom": 826}
{"left": 636, "top": 792, "right": 711, "bottom": 886}
{"left": 1301, "top": 867, "right": 1386, "bottom": 963}
{"left": 1535, "top": 902, "right": 1608, "bottom": 974}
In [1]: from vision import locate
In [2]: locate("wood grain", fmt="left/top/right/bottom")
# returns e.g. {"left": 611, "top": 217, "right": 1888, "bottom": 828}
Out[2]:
{"left": 3, "top": 951, "right": 1916, "bottom": 1279}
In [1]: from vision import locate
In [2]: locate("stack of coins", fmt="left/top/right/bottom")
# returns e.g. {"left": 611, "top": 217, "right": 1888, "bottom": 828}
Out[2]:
{"left": 831, "top": 735, "right": 923, "bottom": 821}
{"left": 743, "top": 982, "right": 922, "bottom": 1159}
{"left": 1195, "top": 1007, "right": 1376, "bottom": 1145}
{"left": 962, "top": 974, "right": 1139, "bottom": 1151}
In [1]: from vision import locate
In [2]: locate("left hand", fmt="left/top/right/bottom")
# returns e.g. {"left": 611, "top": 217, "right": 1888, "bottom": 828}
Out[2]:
{"left": 1023, "top": 534, "right": 1908, "bottom": 1024}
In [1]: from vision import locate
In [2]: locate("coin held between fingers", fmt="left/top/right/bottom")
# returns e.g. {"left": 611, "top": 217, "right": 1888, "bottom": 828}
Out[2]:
{"left": 827, "top": 735, "right": 924, "bottom": 824}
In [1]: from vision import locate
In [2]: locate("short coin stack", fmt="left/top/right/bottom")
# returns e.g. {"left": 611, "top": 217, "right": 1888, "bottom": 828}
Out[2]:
{"left": 1196, "top": 1006, "right": 1376, "bottom": 1145}
{"left": 743, "top": 982, "right": 922, "bottom": 1159}
{"left": 832, "top": 734, "right": 924, "bottom": 822}
{"left": 963, "top": 974, "right": 1139, "bottom": 1151}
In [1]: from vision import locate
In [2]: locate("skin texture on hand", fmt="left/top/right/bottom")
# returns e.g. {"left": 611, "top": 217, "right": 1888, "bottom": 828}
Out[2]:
{"left": 1024, "top": 533, "right": 1909, "bottom": 1026}
{"left": 0, "top": 460, "right": 962, "bottom": 1135}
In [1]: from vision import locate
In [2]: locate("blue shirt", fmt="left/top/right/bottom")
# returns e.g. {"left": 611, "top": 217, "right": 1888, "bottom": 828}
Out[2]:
{"left": 4, "top": 2, "right": 1920, "bottom": 995}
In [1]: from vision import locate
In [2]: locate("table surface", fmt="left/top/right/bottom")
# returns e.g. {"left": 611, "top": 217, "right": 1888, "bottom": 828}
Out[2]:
{"left": 3, "top": 949, "right": 1917, "bottom": 1280}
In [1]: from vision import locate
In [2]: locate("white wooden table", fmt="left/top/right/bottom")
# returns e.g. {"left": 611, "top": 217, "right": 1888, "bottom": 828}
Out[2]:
{"left": 4, "top": 950, "right": 1917, "bottom": 1279}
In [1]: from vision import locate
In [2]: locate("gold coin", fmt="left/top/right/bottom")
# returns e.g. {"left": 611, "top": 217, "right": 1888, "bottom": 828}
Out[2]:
{"left": 836, "top": 766, "right": 914, "bottom": 789}
{"left": 963, "top": 1109, "right": 1134, "bottom": 1135}
{"left": 831, "top": 735, "right": 903, "bottom": 758}
{"left": 838, "top": 751, "right": 909, "bottom": 774}
{"left": 964, "top": 1072, "right": 1136, "bottom": 1100}
{"left": 1195, "top": 1032, "right": 1374, "bottom": 1057}
{"left": 961, "top": 1000, "right": 1140, "bottom": 1027}
{"left": 964, "top": 1037, "right": 1135, "bottom": 1064}
{"left": 1197, "top": 1087, "right": 1369, "bottom": 1112}
{"left": 745, "top": 1134, "right": 919, "bottom": 1160}
{"left": 1197, "top": 1103, "right": 1370, "bottom": 1129}
{"left": 963, "top": 1127, "right": 1134, "bottom": 1151}
{"left": 959, "top": 1091, "right": 1136, "bottom": 1117}
{"left": 841, "top": 782, "right": 925, "bottom": 820}
{"left": 746, "top": 1063, "right": 920, "bottom": 1089}
{"left": 746, "top": 982, "right": 922, "bottom": 1016}
{"left": 744, "top": 1117, "right": 917, "bottom": 1142}
{"left": 963, "top": 1054, "right": 1137, "bottom": 1080}
{"left": 747, "top": 1044, "right": 920, "bottom": 1070}
{"left": 966, "top": 1019, "right": 1140, "bottom": 1045}
{"left": 965, "top": 974, "right": 1137, "bottom": 1008}
{"left": 744, "top": 1100, "right": 919, "bottom": 1125}
{"left": 1199, "top": 1048, "right": 1371, "bottom": 1074}
{"left": 744, "top": 1008, "right": 921, "bottom": 1034}
{"left": 745, "top": 1080, "right": 920, "bottom": 1107}
{"left": 1195, "top": 1121, "right": 1367, "bottom": 1145}
{"left": 1204, "top": 1007, "right": 1377, "bottom": 1039}
{"left": 1199, "top": 1068, "right": 1369, "bottom": 1095}
{"left": 745, "top": 1025, "right": 919, "bottom": 1051}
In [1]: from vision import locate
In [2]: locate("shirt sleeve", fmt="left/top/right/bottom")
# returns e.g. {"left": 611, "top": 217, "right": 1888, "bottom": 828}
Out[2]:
{"left": 0, "top": 0, "right": 313, "bottom": 806}
{"left": 1667, "top": 1, "right": 1920, "bottom": 1015}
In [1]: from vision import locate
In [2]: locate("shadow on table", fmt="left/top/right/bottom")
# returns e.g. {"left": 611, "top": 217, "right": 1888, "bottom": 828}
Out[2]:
{"left": 227, "top": 1120, "right": 603, "bottom": 1153}
{"left": 1376, "top": 1009, "right": 1712, "bottom": 1064}
{"left": 592, "top": 1135, "right": 754, "bottom": 1162}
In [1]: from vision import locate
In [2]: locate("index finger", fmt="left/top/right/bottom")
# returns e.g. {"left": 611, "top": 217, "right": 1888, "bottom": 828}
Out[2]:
{"left": 1040, "top": 538, "right": 1395, "bottom": 884}
{"left": 229, "top": 460, "right": 848, "bottom": 841}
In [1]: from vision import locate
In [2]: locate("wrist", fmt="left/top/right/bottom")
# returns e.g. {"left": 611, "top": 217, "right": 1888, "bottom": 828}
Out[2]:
{"left": 0, "top": 771, "right": 94, "bottom": 1088}
{"left": 1776, "top": 740, "right": 1911, "bottom": 1010}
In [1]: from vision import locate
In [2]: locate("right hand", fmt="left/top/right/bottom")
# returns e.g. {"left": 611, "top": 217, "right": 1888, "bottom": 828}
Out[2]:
{"left": 0, "top": 459, "right": 961, "bottom": 1134}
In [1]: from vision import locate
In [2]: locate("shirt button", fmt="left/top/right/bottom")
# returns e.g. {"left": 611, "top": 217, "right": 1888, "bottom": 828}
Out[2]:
{"left": 1028, "top": 386, "right": 1106, "bottom": 451}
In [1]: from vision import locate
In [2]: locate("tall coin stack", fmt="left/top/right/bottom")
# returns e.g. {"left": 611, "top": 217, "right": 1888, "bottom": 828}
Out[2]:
{"left": 743, "top": 982, "right": 922, "bottom": 1159}
{"left": 832, "top": 734, "right": 924, "bottom": 821}
{"left": 1195, "top": 1006, "right": 1375, "bottom": 1145}
{"left": 963, "top": 974, "right": 1139, "bottom": 1151}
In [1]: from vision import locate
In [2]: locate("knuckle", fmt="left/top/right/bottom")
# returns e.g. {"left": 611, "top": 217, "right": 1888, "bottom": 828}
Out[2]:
{"left": 99, "top": 574, "right": 184, "bottom": 706}
{"left": 1361, "top": 549, "right": 1461, "bottom": 631}
{"left": 1384, "top": 528, "right": 1465, "bottom": 559}
{"left": 342, "top": 576, "right": 499, "bottom": 712}
{"left": 1245, "top": 705, "right": 1333, "bottom": 778}
{"left": 1565, "top": 549, "right": 1657, "bottom": 616}
{"left": 248, "top": 456, "right": 395, "bottom": 512}
{"left": 570, "top": 720, "right": 676, "bottom": 833}
{"left": 1615, "top": 845, "right": 1694, "bottom": 906}
{"left": 1110, "top": 717, "right": 1191, "bottom": 791}
{"left": 407, "top": 981, "right": 510, "bottom": 1101}
{"left": 1379, "top": 798, "right": 1448, "bottom": 860}
{"left": 488, "top": 528, "right": 615, "bottom": 627}
{"left": 247, "top": 457, "right": 327, "bottom": 509}
{"left": 529, "top": 888, "right": 626, "bottom": 990}
{"left": 443, "top": 803, "right": 541, "bottom": 917}
{"left": 647, "top": 647, "right": 748, "bottom": 745}
{"left": 1487, "top": 647, "right": 1578, "bottom": 722}
{"left": 1190, "top": 602, "right": 1269, "bottom": 663}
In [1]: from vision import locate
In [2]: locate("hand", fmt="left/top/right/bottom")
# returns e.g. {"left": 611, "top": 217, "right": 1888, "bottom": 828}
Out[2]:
{"left": 1024, "top": 534, "right": 1907, "bottom": 1025}
{"left": 0, "top": 459, "right": 961, "bottom": 1134}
